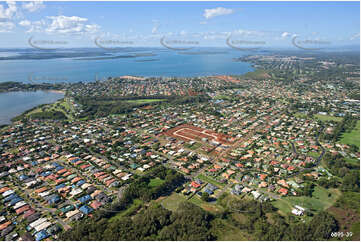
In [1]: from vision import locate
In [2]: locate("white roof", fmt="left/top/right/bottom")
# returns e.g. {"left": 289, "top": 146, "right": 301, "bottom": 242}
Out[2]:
{"left": 13, "top": 201, "right": 27, "bottom": 210}
{"left": 39, "top": 191, "right": 52, "bottom": 197}
{"left": 25, "top": 180, "right": 38, "bottom": 187}
{"left": 291, "top": 209, "right": 303, "bottom": 216}
{"left": 113, "top": 169, "right": 122, "bottom": 175}
{"left": 66, "top": 209, "right": 80, "bottom": 218}
{"left": 70, "top": 188, "right": 83, "bottom": 196}
{"left": 295, "top": 205, "right": 305, "bottom": 211}
{"left": 23, "top": 157, "right": 31, "bottom": 161}
{"left": 251, "top": 191, "right": 261, "bottom": 198}
{"left": 34, "top": 221, "right": 52, "bottom": 232}
{"left": 81, "top": 183, "right": 92, "bottom": 189}
{"left": 30, "top": 218, "right": 47, "bottom": 228}
{"left": 2, "top": 190, "right": 15, "bottom": 197}
{"left": 8, "top": 168, "right": 17, "bottom": 174}
{"left": 121, "top": 174, "right": 132, "bottom": 181}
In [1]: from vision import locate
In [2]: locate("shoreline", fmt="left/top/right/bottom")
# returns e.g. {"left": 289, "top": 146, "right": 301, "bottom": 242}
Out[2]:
{"left": 46, "top": 89, "right": 66, "bottom": 94}
{"left": 0, "top": 68, "right": 261, "bottom": 127}
{"left": 0, "top": 88, "right": 66, "bottom": 94}
{"left": 0, "top": 91, "right": 65, "bottom": 126}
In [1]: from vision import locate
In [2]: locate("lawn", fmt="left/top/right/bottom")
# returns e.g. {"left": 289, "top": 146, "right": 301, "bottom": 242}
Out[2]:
{"left": 184, "top": 142, "right": 202, "bottom": 150}
{"left": 108, "top": 199, "right": 143, "bottom": 222}
{"left": 126, "top": 99, "right": 165, "bottom": 104}
{"left": 196, "top": 174, "right": 225, "bottom": 188}
{"left": 340, "top": 120, "right": 360, "bottom": 148}
{"left": 149, "top": 178, "right": 165, "bottom": 188}
{"left": 160, "top": 193, "right": 187, "bottom": 211}
{"left": 25, "top": 98, "right": 74, "bottom": 120}
{"left": 232, "top": 212, "right": 248, "bottom": 225}
{"left": 189, "top": 195, "right": 203, "bottom": 206}
{"left": 8, "top": 148, "right": 19, "bottom": 154}
{"left": 350, "top": 221, "right": 360, "bottom": 240}
{"left": 210, "top": 218, "right": 253, "bottom": 241}
{"left": 345, "top": 157, "right": 360, "bottom": 165}
{"left": 272, "top": 186, "right": 340, "bottom": 216}
{"left": 214, "top": 95, "right": 233, "bottom": 101}
{"left": 314, "top": 114, "right": 342, "bottom": 122}
{"left": 327, "top": 191, "right": 360, "bottom": 241}
{"left": 189, "top": 196, "right": 223, "bottom": 214}
{"left": 307, "top": 151, "right": 320, "bottom": 159}
{"left": 240, "top": 69, "right": 270, "bottom": 80}
{"left": 294, "top": 112, "right": 308, "bottom": 119}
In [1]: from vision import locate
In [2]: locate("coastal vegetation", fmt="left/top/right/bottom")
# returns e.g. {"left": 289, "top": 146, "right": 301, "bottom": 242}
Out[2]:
{"left": 11, "top": 98, "right": 72, "bottom": 122}
{"left": 0, "top": 81, "right": 65, "bottom": 93}
{"left": 238, "top": 69, "right": 271, "bottom": 80}
{"left": 75, "top": 95, "right": 210, "bottom": 119}
{"left": 60, "top": 186, "right": 341, "bottom": 241}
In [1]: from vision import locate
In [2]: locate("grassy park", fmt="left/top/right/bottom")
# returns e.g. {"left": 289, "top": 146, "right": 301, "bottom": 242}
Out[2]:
{"left": 149, "top": 178, "right": 165, "bottom": 188}
{"left": 210, "top": 218, "right": 252, "bottom": 241}
{"left": 314, "top": 114, "right": 342, "bottom": 122}
{"left": 307, "top": 151, "right": 320, "bottom": 159}
{"left": 340, "top": 120, "right": 360, "bottom": 148}
{"left": 160, "top": 192, "right": 187, "bottom": 211}
{"left": 108, "top": 199, "right": 143, "bottom": 222}
{"left": 126, "top": 99, "right": 165, "bottom": 104}
{"left": 272, "top": 186, "right": 341, "bottom": 216}
{"left": 196, "top": 174, "right": 225, "bottom": 188}
{"left": 184, "top": 142, "right": 202, "bottom": 150}
{"left": 24, "top": 98, "right": 74, "bottom": 120}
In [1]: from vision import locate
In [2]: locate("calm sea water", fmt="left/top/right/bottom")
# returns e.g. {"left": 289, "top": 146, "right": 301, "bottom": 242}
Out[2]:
{"left": 0, "top": 49, "right": 253, "bottom": 124}
{"left": 0, "top": 49, "right": 253, "bottom": 83}
{"left": 0, "top": 91, "right": 64, "bottom": 125}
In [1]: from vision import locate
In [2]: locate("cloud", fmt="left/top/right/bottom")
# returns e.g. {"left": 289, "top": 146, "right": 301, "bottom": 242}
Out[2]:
{"left": 234, "top": 29, "right": 267, "bottom": 37}
{"left": 19, "top": 19, "right": 30, "bottom": 26}
{"left": 18, "top": 15, "right": 100, "bottom": 34}
{"left": 19, "top": 19, "right": 45, "bottom": 33}
{"left": 281, "top": 32, "right": 291, "bottom": 38}
{"left": 202, "top": 31, "right": 230, "bottom": 40}
{"left": 203, "top": 7, "right": 234, "bottom": 19}
{"left": 22, "top": 1, "right": 45, "bottom": 13}
{"left": 45, "top": 15, "right": 100, "bottom": 34}
{"left": 350, "top": 33, "right": 360, "bottom": 40}
{"left": 0, "top": 1, "right": 18, "bottom": 20}
{"left": 0, "top": 21, "right": 15, "bottom": 32}
{"left": 84, "top": 24, "right": 99, "bottom": 34}
{"left": 151, "top": 20, "right": 159, "bottom": 34}
{"left": 0, "top": 2, "right": 18, "bottom": 32}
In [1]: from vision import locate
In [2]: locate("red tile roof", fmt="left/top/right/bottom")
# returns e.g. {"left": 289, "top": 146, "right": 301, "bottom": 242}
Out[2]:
{"left": 16, "top": 205, "right": 30, "bottom": 215}
{"left": 278, "top": 188, "right": 288, "bottom": 195}
{"left": 191, "top": 181, "right": 201, "bottom": 188}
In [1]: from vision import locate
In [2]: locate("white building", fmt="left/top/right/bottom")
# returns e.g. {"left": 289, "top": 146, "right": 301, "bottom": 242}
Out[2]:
{"left": 292, "top": 208, "right": 303, "bottom": 216}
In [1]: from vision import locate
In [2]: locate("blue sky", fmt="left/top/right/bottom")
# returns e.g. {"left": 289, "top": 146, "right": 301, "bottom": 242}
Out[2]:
{"left": 0, "top": 1, "right": 359, "bottom": 48}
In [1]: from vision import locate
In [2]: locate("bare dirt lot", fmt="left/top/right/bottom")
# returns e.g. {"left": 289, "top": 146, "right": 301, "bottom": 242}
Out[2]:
{"left": 162, "top": 124, "right": 233, "bottom": 145}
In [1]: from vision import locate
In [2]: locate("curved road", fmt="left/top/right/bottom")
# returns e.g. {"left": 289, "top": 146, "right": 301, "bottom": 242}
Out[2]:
{"left": 286, "top": 126, "right": 325, "bottom": 179}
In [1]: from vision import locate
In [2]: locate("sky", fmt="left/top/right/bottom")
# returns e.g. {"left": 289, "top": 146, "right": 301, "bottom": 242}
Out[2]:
{"left": 0, "top": 1, "right": 359, "bottom": 48}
